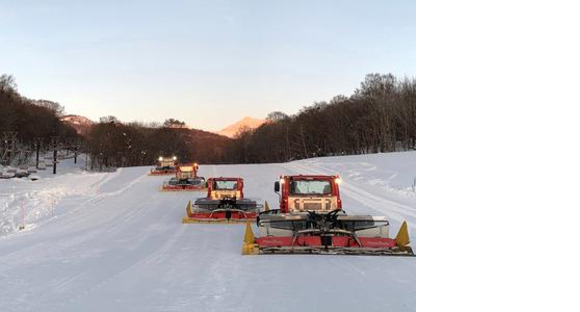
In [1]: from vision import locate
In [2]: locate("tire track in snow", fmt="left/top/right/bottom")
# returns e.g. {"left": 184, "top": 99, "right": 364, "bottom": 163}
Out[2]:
{"left": 59, "top": 224, "right": 189, "bottom": 310}
{"left": 18, "top": 174, "right": 189, "bottom": 311}
{"left": 0, "top": 171, "right": 156, "bottom": 275}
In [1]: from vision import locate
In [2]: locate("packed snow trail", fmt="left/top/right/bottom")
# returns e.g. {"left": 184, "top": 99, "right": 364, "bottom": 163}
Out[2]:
{"left": 0, "top": 152, "right": 415, "bottom": 312}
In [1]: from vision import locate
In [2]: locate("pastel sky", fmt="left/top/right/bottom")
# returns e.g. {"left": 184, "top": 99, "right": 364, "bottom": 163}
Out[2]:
{"left": 0, "top": 0, "right": 415, "bottom": 131}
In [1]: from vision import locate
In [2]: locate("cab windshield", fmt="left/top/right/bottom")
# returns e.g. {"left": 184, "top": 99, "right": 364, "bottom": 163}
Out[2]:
{"left": 215, "top": 180, "right": 238, "bottom": 190}
{"left": 290, "top": 180, "right": 332, "bottom": 195}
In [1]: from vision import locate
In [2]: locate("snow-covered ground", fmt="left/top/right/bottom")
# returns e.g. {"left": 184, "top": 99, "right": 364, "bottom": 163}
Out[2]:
{"left": 0, "top": 152, "right": 416, "bottom": 312}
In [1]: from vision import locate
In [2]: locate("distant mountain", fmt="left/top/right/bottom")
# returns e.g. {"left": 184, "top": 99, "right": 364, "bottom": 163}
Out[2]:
{"left": 60, "top": 113, "right": 264, "bottom": 142}
{"left": 216, "top": 116, "right": 265, "bottom": 138}
{"left": 60, "top": 114, "right": 95, "bottom": 136}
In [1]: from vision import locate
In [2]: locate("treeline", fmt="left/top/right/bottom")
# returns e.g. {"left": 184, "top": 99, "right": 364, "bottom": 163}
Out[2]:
{"left": 225, "top": 73, "right": 415, "bottom": 163}
{"left": 86, "top": 118, "right": 230, "bottom": 170}
{"left": 2, "top": 72, "right": 415, "bottom": 169}
{"left": 0, "top": 74, "right": 79, "bottom": 165}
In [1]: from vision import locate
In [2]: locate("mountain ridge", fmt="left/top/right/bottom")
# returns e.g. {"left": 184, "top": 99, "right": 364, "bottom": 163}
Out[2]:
{"left": 215, "top": 116, "right": 265, "bottom": 138}
{"left": 60, "top": 114, "right": 264, "bottom": 139}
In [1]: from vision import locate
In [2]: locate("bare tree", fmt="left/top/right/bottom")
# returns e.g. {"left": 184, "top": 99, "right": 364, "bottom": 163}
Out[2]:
{"left": 0, "top": 74, "right": 17, "bottom": 93}
{"left": 163, "top": 118, "right": 187, "bottom": 128}
{"left": 266, "top": 111, "right": 289, "bottom": 122}
{"left": 32, "top": 99, "right": 65, "bottom": 116}
{"left": 100, "top": 116, "right": 119, "bottom": 123}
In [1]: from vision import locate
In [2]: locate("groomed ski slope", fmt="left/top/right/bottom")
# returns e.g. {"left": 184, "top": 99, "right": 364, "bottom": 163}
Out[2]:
{"left": 0, "top": 152, "right": 416, "bottom": 312}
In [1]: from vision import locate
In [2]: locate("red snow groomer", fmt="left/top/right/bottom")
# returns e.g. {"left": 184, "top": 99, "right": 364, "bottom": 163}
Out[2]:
{"left": 160, "top": 163, "right": 206, "bottom": 191}
{"left": 182, "top": 177, "right": 262, "bottom": 223}
{"left": 242, "top": 175, "right": 414, "bottom": 256}
{"left": 149, "top": 156, "right": 178, "bottom": 175}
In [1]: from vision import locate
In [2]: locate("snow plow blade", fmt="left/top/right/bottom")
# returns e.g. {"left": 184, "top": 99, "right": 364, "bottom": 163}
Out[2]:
{"left": 241, "top": 212, "right": 414, "bottom": 256}
{"left": 182, "top": 200, "right": 260, "bottom": 224}
{"left": 148, "top": 169, "right": 177, "bottom": 176}
{"left": 160, "top": 179, "right": 207, "bottom": 192}
{"left": 160, "top": 185, "right": 206, "bottom": 192}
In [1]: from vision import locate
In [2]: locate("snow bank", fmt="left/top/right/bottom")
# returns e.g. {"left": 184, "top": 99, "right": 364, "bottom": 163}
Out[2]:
{"left": 0, "top": 155, "right": 105, "bottom": 236}
{"left": 0, "top": 172, "right": 109, "bottom": 236}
